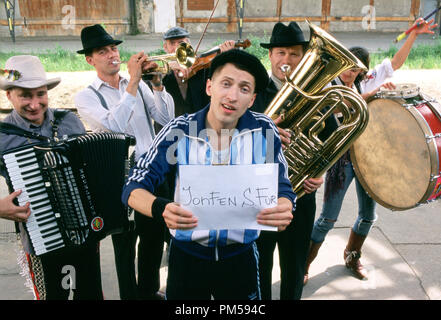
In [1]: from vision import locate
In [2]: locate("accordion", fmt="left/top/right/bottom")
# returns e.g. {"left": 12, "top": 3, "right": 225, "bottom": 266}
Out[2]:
{"left": 1, "top": 132, "right": 136, "bottom": 256}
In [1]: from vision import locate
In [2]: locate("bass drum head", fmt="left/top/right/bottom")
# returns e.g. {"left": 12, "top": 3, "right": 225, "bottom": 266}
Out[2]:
{"left": 350, "top": 98, "right": 432, "bottom": 210}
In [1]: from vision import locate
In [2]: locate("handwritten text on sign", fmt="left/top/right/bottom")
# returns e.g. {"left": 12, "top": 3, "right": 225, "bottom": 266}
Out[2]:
{"left": 178, "top": 164, "right": 278, "bottom": 231}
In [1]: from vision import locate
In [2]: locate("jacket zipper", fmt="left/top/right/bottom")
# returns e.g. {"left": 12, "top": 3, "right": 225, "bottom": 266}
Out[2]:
{"left": 182, "top": 128, "right": 263, "bottom": 261}
{"left": 215, "top": 230, "right": 219, "bottom": 261}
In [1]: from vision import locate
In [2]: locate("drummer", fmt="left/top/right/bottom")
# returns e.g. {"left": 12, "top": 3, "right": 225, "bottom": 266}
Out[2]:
{"left": 303, "top": 17, "right": 438, "bottom": 284}
{"left": 348, "top": 17, "right": 438, "bottom": 100}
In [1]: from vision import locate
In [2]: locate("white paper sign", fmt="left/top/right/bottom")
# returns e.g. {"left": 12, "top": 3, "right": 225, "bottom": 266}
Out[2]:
{"left": 178, "top": 163, "right": 279, "bottom": 231}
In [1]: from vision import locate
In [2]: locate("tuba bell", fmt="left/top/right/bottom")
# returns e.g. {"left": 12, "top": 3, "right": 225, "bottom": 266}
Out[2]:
{"left": 265, "top": 21, "right": 369, "bottom": 198}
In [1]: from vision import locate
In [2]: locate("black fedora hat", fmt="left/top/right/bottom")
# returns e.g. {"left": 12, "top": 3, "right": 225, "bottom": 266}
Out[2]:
{"left": 260, "top": 22, "right": 309, "bottom": 49}
{"left": 77, "top": 24, "right": 123, "bottom": 54}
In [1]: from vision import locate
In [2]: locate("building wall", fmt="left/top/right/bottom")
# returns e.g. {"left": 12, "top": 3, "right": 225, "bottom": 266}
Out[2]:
{"left": 136, "top": 0, "right": 154, "bottom": 34}
{"left": 0, "top": 0, "right": 131, "bottom": 37}
{"left": 173, "top": 0, "right": 439, "bottom": 33}
{"left": 1, "top": 0, "right": 439, "bottom": 38}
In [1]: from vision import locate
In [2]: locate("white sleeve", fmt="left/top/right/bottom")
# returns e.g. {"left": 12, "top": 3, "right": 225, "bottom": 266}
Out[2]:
{"left": 138, "top": 81, "right": 175, "bottom": 126}
{"left": 360, "top": 58, "right": 394, "bottom": 94}
{"left": 74, "top": 88, "right": 136, "bottom": 133}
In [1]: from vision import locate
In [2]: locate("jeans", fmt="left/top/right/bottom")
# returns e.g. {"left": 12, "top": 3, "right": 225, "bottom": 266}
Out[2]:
{"left": 311, "top": 161, "right": 377, "bottom": 243}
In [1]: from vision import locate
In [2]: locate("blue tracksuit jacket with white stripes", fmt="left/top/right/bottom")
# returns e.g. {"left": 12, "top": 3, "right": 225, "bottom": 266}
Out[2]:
{"left": 122, "top": 105, "right": 296, "bottom": 260}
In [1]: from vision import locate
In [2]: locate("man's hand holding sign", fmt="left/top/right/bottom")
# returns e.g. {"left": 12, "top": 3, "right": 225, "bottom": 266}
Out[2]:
{"left": 178, "top": 163, "right": 286, "bottom": 231}
{"left": 159, "top": 164, "right": 292, "bottom": 232}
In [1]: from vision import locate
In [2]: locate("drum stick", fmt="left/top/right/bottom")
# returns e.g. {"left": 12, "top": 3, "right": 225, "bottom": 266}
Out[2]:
{"left": 393, "top": 5, "right": 441, "bottom": 43}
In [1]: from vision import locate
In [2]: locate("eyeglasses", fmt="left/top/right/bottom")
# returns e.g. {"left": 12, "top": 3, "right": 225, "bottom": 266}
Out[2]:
{"left": 0, "top": 69, "right": 21, "bottom": 81}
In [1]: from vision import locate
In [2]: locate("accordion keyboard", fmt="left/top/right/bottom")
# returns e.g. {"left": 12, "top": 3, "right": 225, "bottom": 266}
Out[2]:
{"left": 3, "top": 146, "right": 65, "bottom": 255}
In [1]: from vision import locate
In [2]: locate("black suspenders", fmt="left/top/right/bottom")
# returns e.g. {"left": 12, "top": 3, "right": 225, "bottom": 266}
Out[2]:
{"left": 88, "top": 85, "right": 155, "bottom": 138}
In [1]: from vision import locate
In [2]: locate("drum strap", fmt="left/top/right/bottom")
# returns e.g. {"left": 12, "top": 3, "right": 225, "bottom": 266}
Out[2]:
{"left": 354, "top": 81, "right": 362, "bottom": 95}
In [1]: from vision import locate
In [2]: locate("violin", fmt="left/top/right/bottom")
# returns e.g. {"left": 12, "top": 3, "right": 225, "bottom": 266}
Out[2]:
{"left": 185, "top": 39, "right": 251, "bottom": 80}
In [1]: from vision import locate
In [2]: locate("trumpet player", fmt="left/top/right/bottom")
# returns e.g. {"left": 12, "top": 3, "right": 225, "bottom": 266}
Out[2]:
{"left": 251, "top": 21, "right": 338, "bottom": 301}
{"left": 74, "top": 24, "right": 174, "bottom": 300}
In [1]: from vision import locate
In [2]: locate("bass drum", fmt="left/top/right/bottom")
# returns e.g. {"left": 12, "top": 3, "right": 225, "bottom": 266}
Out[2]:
{"left": 350, "top": 83, "right": 441, "bottom": 210}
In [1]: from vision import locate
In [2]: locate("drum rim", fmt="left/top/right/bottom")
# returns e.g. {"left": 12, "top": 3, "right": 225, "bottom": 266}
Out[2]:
{"left": 350, "top": 97, "right": 439, "bottom": 211}
{"left": 377, "top": 83, "right": 420, "bottom": 100}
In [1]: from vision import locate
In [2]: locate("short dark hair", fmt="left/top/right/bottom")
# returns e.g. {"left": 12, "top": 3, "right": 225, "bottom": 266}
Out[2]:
{"left": 209, "top": 49, "right": 269, "bottom": 94}
{"left": 210, "top": 61, "right": 255, "bottom": 88}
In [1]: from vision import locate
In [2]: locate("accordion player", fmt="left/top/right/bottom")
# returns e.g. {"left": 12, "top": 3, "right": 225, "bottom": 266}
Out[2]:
{"left": 1, "top": 132, "right": 136, "bottom": 256}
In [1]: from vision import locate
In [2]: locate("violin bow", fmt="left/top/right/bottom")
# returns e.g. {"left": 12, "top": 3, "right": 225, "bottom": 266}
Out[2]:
{"left": 235, "top": 0, "right": 245, "bottom": 40}
{"left": 194, "top": 0, "right": 220, "bottom": 55}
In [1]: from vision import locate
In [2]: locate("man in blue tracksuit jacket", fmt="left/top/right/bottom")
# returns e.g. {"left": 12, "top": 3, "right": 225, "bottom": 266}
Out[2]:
{"left": 122, "top": 49, "right": 296, "bottom": 300}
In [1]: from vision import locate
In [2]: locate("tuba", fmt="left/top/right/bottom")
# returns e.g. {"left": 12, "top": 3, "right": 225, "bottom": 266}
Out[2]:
{"left": 265, "top": 21, "right": 369, "bottom": 198}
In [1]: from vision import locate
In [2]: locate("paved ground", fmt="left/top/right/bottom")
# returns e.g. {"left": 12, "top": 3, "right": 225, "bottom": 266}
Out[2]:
{"left": 1, "top": 173, "right": 440, "bottom": 300}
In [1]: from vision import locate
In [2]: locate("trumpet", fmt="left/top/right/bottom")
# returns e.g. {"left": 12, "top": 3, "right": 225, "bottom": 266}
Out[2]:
{"left": 112, "top": 42, "right": 196, "bottom": 75}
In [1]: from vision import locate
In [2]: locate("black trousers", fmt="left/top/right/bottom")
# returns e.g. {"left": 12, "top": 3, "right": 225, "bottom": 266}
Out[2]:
{"left": 166, "top": 242, "right": 260, "bottom": 300}
{"left": 37, "top": 242, "right": 103, "bottom": 300}
{"left": 135, "top": 211, "right": 167, "bottom": 299}
{"left": 256, "top": 193, "right": 316, "bottom": 300}
{"left": 111, "top": 223, "right": 138, "bottom": 300}
{"left": 111, "top": 213, "right": 167, "bottom": 300}
{"left": 112, "top": 175, "right": 171, "bottom": 300}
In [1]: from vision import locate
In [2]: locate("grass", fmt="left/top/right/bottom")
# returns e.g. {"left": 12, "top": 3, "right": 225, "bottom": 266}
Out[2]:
{"left": 369, "top": 40, "right": 441, "bottom": 69}
{"left": 1, "top": 36, "right": 440, "bottom": 72}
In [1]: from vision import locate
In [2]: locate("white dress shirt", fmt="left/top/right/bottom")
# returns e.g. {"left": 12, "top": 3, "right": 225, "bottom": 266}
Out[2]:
{"left": 75, "top": 75, "right": 175, "bottom": 160}
{"left": 360, "top": 58, "right": 394, "bottom": 94}
{"left": 323, "top": 58, "right": 394, "bottom": 95}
